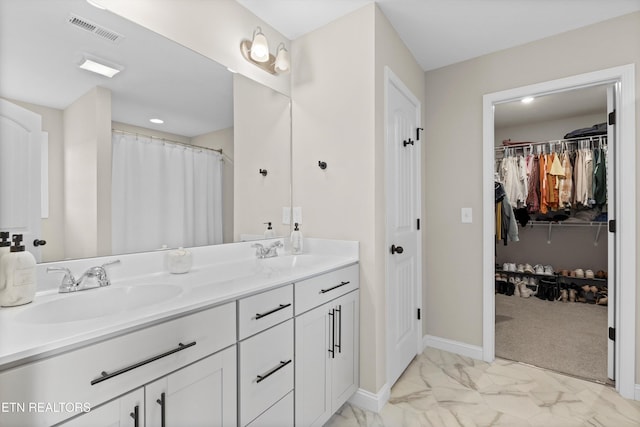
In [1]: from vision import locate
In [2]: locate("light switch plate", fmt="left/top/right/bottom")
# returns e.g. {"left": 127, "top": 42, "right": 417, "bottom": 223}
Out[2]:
{"left": 293, "top": 207, "right": 302, "bottom": 224}
{"left": 461, "top": 207, "right": 473, "bottom": 223}
{"left": 282, "top": 207, "right": 291, "bottom": 225}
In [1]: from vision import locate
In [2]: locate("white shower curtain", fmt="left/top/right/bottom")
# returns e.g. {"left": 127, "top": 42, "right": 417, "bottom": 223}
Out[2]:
{"left": 111, "top": 132, "right": 223, "bottom": 254}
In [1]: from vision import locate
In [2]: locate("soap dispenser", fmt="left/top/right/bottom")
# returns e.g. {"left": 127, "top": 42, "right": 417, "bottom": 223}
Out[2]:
{"left": 290, "top": 223, "right": 303, "bottom": 254}
{"left": 264, "top": 222, "right": 276, "bottom": 238}
{"left": 0, "top": 234, "right": 37, "bottom": 307}
{"left": 0, "top": 231, "right": 10, "bottom": 266}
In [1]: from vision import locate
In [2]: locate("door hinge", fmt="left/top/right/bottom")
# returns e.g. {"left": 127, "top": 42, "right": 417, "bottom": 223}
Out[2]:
{"left": 609, "top": 219, "right": 616, "bottom": 233}
{"left": 609, "top": 327, "right": 615, "bottom": 341}
{"left": 608, "top": 110, "right": 616, "bottom": 126}
{"left": 416, "top": 127, "right": 424, "bottom": 141}
{"left": 417, "top": 308, "right": 421, "bottom": 320}
{"left": 417, "top": 218, "right": 420, "bottom": 230}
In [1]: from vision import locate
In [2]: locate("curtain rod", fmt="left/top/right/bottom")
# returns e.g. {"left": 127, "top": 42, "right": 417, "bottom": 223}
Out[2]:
{"left": 494, "top": 134, "right": 607, "bottom": 151}
{"left": 112, "top": 128, "right": 223, "bottom": 154}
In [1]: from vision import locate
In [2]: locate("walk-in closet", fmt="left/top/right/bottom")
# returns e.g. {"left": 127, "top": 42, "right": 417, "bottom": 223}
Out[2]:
{"left": 493, "top": 85, "right": 614, "bottom": 384}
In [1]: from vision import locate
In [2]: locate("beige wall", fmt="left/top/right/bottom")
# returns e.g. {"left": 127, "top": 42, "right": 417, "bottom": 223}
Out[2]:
{"left": 292, "top": 4, "right": 425, "bottom": 394}
{"left": 98, "top": 0, "right": 291, "bottom": 96}
{"left": 422, "top": 12, "right": 640, "bottom": 380}
{"left": 234, "top": 74, "right": 291, "bottom": 240}
{"left": 63, "top": 87, "right": 112, "bottom": 259}
{"left": 495, "top": 112, "right": 606, "bottom": 145}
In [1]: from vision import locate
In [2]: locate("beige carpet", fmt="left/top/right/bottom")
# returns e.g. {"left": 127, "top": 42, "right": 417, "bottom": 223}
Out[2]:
{"left": 495, "top": 293, "right": 609, "bottom": 383}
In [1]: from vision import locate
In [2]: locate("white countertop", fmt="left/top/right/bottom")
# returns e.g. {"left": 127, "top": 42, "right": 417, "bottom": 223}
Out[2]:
{"left": 0, "top": 239, "right": 358, "bottom": 370}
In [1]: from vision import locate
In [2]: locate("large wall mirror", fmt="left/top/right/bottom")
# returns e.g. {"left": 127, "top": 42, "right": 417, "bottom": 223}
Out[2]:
{"left": 0, "top": 0, "right": 291, "bottom": 263}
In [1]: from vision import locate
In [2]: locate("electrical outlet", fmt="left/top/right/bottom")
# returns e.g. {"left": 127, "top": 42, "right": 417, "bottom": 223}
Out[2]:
{"left": 282, "top": 207, "right": 291, "bottom": 225}
{"left": 293, "top": 207, "right": 302, "bottom": 224}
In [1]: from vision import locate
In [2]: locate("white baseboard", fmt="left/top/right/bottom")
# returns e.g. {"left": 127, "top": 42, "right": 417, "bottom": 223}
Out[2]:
{"left": 348, "top": 383, "right": 390, "bottom": 413}
{"left": 423, "top": 334, "right": 484, "bottom": 360}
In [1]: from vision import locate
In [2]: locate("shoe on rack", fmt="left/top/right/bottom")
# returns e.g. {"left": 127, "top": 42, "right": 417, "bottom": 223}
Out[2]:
{"left": 508, "top": 263, "right": 517, "bottom": 272}
{"left": 590, "top": 285, "right": 599, "bottom": 293}
{"left": 581, "top": 284, "right": 591, "bottom": 293}
{"left": 585, "top": 269, "right": 595, "bottom": 279}
{"left": 569, "top": 288, "right": 577, "bottom": 302}
{"left": 534, "top": 264, "right": 544, "bottom": 275}
{"left": 574, "top": 268, "right": 585, "bottom": 278}
{"left": 513, "top": 281, "right": 521, "bottom": 297}
{"left": 524, "top": 264, "right": 534, "bottom": 274}
{"left": 544, "top": 265, "right": 554, "bottom": 276}
{"left": 502, "top": 263, "right": 509, "bottom": 272}
{"left": 559, "top": 289, "right": 568, "bottom": 303}
{"left": 597, "top": 296, "right": 608, "bottom": 305}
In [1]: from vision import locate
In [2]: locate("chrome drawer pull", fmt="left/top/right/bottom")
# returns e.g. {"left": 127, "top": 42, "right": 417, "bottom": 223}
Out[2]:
{"left": 256, "top": 359, "right": 292, "bottom": 383}
{"left": 255, "top": 303, "right": 292, "bottom": 320}
{"left": 90, "top": 341, "right": 197, "bottom": 385}
{"left": 320, "top": 281, "right": 350, "bottom": 294}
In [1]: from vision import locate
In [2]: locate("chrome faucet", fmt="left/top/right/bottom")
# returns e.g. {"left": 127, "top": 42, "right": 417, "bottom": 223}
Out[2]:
{"left": 251, "top": 241, "right": 283, "bottom": 259}
{"left": 47, "top": 259, "right": 121, "bottom": 293}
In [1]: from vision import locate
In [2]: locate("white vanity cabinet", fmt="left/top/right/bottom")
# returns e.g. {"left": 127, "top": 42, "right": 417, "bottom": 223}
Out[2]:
{"left": 294, "top": 265, "right": 360, "bottom": 427}
{"left": 58, "top": 388, "right": 144, "bottom": 427}
{"left": 238, "top": 285, "right": 294, "bottom": 427}
{"left": 0, "top": 302, "right": 236, "bottom": 427}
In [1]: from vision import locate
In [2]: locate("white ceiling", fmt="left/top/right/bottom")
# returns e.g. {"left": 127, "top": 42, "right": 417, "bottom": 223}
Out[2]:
{"left": 0, "top": 0, "right": 233, "bottom": 138}
{"left": 236, "top": 0, "right": 640, "bottom": 71}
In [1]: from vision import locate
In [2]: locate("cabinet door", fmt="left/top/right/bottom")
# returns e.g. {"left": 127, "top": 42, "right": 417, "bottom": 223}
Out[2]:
{"left": 295, "top": 304, "right": 332, "bottom": 427}
{"left": 331, "top": 290, "right": 360, "bottom": 412}
{"left": 58, "top": 388, "right": 143, "bottom": 427}
{"left": 146, "top": 346, "right": 237, "bottom": 427}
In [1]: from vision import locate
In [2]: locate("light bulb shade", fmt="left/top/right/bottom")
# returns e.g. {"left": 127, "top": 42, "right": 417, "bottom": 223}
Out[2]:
{"left": 250, "top": 28, "right": 269, "bottom": 63}
{"left": 274, "top": 44, "right": 290, "bottom": 73}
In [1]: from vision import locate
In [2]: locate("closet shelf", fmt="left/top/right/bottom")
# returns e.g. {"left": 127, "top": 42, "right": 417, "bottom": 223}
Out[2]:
{"left": 524, "top": 220, "right": 607, "bottom": 227}
{"left": 496, "top": 269, "right": 608, "bottom": 284}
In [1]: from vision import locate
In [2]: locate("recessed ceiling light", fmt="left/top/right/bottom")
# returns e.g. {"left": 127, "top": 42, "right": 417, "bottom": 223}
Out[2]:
{"left": 149, "top": 118, "right": 164, "bottom": 124}
{"left": 521, "top": 96, "right": 535, "bottom": 104}
{"left": 78, "top": 57, "right": 122, "bottom": 78}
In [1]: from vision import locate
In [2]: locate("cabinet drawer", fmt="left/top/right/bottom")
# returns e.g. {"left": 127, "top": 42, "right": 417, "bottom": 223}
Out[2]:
{"left": 239, "top": 319, "right": 293, "bottom": 426}
{"left": 295, "top": 264, "right": 359, "bottom": 315}
{"left": 246, "top": 390, "right": 294, "bottom": 427}
{"left": 238, "top": 284, "right": 293, "bottom": 340}
{"left": 0, "top": 302, "right": 236, "bottom": 427}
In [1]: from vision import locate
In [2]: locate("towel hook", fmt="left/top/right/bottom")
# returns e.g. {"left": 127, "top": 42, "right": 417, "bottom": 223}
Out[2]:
{"left": 259, "top": 169, "right": 267, "bottom": 176}
{"left": 318, "top": 161, "right": 327, "bottom": 170}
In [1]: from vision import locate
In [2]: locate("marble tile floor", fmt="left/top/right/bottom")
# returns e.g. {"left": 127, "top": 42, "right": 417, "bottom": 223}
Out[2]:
{"left": 325, "top": 347, "right": 640, "bottom": 427}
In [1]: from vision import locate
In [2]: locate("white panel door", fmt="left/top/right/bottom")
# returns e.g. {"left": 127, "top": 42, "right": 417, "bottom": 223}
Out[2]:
{"left": 386, "top": 69, "right": 422, "bottom": 387}
{"left": 0, "top": 99, "right": 45, "bottom": 260}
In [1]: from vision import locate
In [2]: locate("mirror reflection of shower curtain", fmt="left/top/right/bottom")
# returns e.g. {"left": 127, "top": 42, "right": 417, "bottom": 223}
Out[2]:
{"left": 111, "top": 132, "right": 223, "bottom": 254}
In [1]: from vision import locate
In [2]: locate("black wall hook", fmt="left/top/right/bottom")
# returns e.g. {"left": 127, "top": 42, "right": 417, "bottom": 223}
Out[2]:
{"left": 318, "top": 161, "right": 327, "bottom": 170}
{"left": 403, "top": 138, "right": 414, "bottom": 147}
{"left": 416, "top": 127, "right": 424, "bottom": 141}
{"left": 259, "top": 169, "right": 268, "bottom": 176}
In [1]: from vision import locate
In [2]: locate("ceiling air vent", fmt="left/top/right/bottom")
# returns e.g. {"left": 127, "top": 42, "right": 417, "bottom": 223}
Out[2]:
{"left": 67, "top": 14, "right": 123, "bottom": 43}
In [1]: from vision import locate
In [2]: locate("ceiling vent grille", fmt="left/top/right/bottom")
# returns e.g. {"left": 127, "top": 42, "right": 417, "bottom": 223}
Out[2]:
{"left": 67, "top": 14, "right": 123, "bottom": 43}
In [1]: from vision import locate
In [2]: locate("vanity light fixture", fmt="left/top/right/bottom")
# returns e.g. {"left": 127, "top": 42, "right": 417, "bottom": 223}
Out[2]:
{"left": 78, "top": 56, "right": 122, "bottom": 78}
{"left": 240, "top": 27, "right": 290, "bottom": 75}
{"left": 521, "top": 96, "right": 535, "bottom": 104}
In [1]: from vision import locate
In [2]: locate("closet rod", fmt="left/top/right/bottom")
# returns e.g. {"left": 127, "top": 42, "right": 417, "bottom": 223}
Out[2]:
{"left": 495, "top": 135, "right": 607, "bottom": 152}
{"left": 112, "top": 128, "right": 224, "bottom": 154}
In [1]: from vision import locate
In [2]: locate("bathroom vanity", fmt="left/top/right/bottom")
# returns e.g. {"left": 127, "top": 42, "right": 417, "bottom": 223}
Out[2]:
{"left": 0, "top": 238, "right": 359, "bottom": 427}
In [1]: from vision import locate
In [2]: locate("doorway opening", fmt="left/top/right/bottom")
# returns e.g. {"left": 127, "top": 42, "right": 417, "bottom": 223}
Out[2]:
{"left": 493, "top": 84, "right": 613, "bottom": 384}
{"left": 481, "top": 65, "right": 636, "bottom": 399}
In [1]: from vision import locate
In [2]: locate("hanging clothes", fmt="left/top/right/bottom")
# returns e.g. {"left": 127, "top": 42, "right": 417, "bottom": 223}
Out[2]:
{"left": 558, "top": 150, "right": 573, "bottom": 207}
{"left": 539, "top": 154, "right": 549, "bottom": 214}
{"left": 526, "top": 154, "right": 540, "bottom": 213}
{"left": 593, "top": 147, "right": 607, "bottom": 206}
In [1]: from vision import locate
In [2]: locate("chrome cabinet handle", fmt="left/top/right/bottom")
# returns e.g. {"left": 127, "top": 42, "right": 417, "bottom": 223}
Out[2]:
{"left": 320, "top": 281, "right": 350, "bottom": 294}
{"left": 156, "top": 392, "right": 166, "bottom": 427}
{"left": 90, "top": 341, "right": 196, "bottom": 385}
{"left": 255, "top": 303, "right": 291, "bottom": 320}
{"left": 130, "top": 405, "right": 139, "bottom": 427}
{"left": 256, "top": 359, "right": 292, "bottom": 383}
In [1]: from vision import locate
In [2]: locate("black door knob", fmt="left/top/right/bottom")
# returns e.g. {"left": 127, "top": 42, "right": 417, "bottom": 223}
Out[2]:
{"left": 33, "top": 239, "right": 47, "bottom": 247}
{"left": 390, "top": 244, "right": 404, "bottom": 255}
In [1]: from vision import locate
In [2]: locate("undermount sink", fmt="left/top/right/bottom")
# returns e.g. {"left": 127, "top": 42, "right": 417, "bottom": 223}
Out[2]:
{"left": 16, "top": 284, "right": 182, "bottom": 324}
